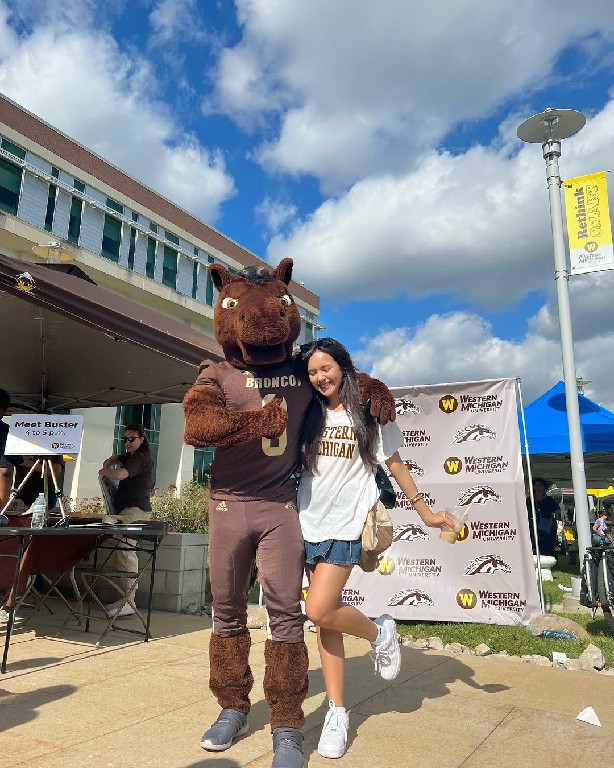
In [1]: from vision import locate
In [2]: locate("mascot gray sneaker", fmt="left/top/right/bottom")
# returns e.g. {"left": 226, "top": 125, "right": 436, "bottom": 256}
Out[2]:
{"left": 200, "top": 708, "right": 248, "bottom": 751}
{"left": 272, "top": 727, "right": 305, "bottom": 767}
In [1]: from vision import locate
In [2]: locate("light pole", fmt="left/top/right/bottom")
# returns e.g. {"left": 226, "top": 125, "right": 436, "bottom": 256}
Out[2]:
{"left": 517, "top": 107, "right": 591, "bottom": 564}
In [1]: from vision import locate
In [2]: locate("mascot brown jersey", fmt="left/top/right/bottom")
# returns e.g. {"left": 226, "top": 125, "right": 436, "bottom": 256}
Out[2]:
{"left": 183, "top": 257, "right": 394, "bottom": 765}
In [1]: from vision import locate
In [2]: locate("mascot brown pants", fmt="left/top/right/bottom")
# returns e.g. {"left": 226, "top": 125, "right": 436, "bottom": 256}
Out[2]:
{"left": 208, "top": 497, "right": 308, "bottom": 730}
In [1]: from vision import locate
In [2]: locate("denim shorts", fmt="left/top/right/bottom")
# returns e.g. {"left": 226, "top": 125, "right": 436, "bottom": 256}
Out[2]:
{"left": 304, "top": 538, "right": 362, "bottom": 566}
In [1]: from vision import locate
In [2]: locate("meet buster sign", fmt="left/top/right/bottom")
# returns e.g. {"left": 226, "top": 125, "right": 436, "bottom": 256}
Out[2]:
{"left": 346, "top": 378, "right": 541, "bottom": 625}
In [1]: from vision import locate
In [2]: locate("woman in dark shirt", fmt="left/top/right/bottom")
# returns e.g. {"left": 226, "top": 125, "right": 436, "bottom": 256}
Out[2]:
{"left": 526, "top": 477, "right": 559, "bottom": 557}
{"left": 99, "top": 423, "right": 154, "bottom": 617}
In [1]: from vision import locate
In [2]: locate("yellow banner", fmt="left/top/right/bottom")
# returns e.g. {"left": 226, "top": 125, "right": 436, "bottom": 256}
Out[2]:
{"left": 563, "top": 171, "right": 614, "bottom": 275}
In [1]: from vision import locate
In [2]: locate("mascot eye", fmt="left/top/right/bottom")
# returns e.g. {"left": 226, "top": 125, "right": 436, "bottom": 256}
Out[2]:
{"left": 280, "top": 294, "right": 292, "bottom": 307}
{"left": 221, "top": 297, "right": 239, "bottom": 309}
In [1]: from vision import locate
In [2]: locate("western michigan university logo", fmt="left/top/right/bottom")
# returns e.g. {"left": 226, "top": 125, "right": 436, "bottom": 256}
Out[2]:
{"left": 388, "top": 588, "right": 434, "bottom": 607}
{"left": 404, "top": 459, "right": 425, "bottom": 476}
{"left": 395, "top": 397, "right": 420, "bottom": 416}
{"left": 438, "top": 394, "right": 458, "bottom": 414}
{"left": 464, "top": 554, "right": 512, "bottom": 576}
{"left": 456, "top": 589, "right": 477, "bottom": 609}
{"left": 456, "top": 485, "right": 502, "bottom": 506}
{"left": 377, "top": 555, "right": 396, "bottom": 576}
{"left": 393, "top": 523, "right": 429, "bottom": 542}
{"left": 456, "top": 524, "right": 470, "bottom": 542}
{"left": 452, "top": 424, "right": 497, "bottom": 443}
{"left": 443, "top": 456, "right": 463, "bottom": 475}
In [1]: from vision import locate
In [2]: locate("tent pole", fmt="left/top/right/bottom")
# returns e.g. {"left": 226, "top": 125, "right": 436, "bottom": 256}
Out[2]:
{"left": 516, "top": 379, "right": 545, "bottom": 613}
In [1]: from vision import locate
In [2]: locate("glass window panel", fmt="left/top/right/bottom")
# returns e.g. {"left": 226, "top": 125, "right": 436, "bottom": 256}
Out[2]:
{"left": 113, "top": 404, "right": 160, "bottom": 484}
{"left": 149, "top": 222, "right": 158, "bottom": 233}
{"left": 127, "top": 227, "right": 137, "bottom": 270}
{"left": 0, "top": 156, "right": 23, "bottom": 215}
{"left": 162, "top": 246, "right": 178, "bottom": 289}
{"left": 146, "top": 237, "right": 156, "bottom": 279}
{"left": 67, "top": 196, "right": 83, "bottom": 244}
{"left": 164, "top": 230, "right": 179, "bottom": 245}
{"left": 1, "top": 138, "right": 26, "bottom": 160}
{"left": 193, "top": 447, "right": 216, "bottom": 485}
{"left": 206, "top": 255, "right": 214, "bottom": 305}
{"left": 106, "top": 197, "right": 124, "bottom": 214}
{"left": 131, "top": 211, "right": 139, "bottom": 222}
{"left": 51, "top": 167, "right": 60, "bottom": 179}
{"left": 101, "top": 214, "right": 122, "bottom": 262}
{"left": 44, "top": 184, "right": 57, "bottom": 232}
{"left": 73, "top": 179, "right": 85, "bottom": 192}
{"left": 192, "top": 261, "right": 198, "bottom": 299}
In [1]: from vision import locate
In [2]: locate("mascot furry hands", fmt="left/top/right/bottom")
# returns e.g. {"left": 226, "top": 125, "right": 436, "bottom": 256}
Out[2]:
{"left": 183, "top": 258, "right": 394, "bottom": 767}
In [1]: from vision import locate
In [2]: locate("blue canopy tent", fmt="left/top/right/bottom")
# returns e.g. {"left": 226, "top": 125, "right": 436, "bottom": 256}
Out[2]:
{"left": 518, "top": 381, "right": 614, "bottom": 487}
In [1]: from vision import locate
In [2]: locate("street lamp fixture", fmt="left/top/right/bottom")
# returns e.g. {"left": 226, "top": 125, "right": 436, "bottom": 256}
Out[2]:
{"left": 517, "top": 107, "right": 591, "bottom": 563}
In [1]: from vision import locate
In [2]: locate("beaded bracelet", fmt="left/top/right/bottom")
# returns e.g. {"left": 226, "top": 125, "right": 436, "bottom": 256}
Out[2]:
{"left": 408, "top": 492, "right": 424, "bottom": 505}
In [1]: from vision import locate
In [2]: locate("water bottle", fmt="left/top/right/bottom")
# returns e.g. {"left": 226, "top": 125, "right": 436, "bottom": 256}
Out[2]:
{"left": 31, "top": 493, "right": 47, "bottom": 529}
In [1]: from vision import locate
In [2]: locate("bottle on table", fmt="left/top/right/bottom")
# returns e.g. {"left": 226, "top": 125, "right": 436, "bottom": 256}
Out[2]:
{"left": 31, "top": 493, "right": 47, "bottom": 528}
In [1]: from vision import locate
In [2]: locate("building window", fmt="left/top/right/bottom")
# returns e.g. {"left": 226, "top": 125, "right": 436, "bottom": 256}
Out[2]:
{"left": 44, "top": 184, "right": 57, "bottom": 232}
{"left": 206, "top": 255, "right": 215, "bottom": 305}
{"left": 192, "top": 261, "right": 198, "bottom": 299}
{"left": 149, "top": 222, "right": 158, "bottom": 234}
{"left": 1, "top": 138, "right": 26, "bottom": 160}
{"left": 164, "top": 230, "right": 179, "bottom": 246}
{"left": 67, "top": 196, "right": 83, "bottom": 244}
{"left": 304, "top": 322, "right": 314, "bottom": 343}
{"left": 128, "top": 227, "right": 137, "bottom": 270}
{"left": 146, "top": 237, "right": 156, "bottom": 279}
{"left": 162, "top": 246, "right": 178, "bottom": 289}
{"left": 193, "top": 447, "right": 215, "bottom": 485}
{"left": 51, "top": 167, "right": 60, "bottom": 179}
{"left": 0, "top": 156, "right": 23, "bottom": 216}
{"left": 101, "top": 214, "right": 122, "bottom": 263}
{"left": 113, "top": 404, "right": 160, "bottom": 483}
{"left": 106, "top": 197, "right": 124, "bottom": 214}
{"left": 131, "top": 211, "right": 139, "bottom": 222}
{"left": 74, "top": 179, "right": 85, "bottom": 193}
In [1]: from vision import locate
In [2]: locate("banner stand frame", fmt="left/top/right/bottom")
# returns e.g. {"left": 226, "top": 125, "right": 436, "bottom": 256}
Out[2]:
{"left": 516, "top": 377, "right": 545, "bottom": 613}
{"left": 0, "top": 458, "right": 70, "bottom": 527}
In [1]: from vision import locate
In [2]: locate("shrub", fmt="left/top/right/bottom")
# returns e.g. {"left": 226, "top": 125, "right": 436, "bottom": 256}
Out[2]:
{"left": 151, "top": 481, "right": 209, "bottom": 534}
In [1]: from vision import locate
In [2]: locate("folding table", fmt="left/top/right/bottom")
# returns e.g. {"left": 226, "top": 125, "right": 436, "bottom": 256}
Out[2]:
{"left": 0, "top": 519, "right": 169, "bottom": 672}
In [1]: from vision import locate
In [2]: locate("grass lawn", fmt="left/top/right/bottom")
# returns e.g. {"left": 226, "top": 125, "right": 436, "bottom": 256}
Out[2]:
{"left": 396, "top": 553, "right": 614, "bottom": 666}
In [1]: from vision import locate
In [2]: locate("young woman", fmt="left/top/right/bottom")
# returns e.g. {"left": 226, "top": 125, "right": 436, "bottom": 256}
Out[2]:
{"left": 99, "top": 423, "right": 154, "bottom": 617}
{"left": 295, "top": 338, "right": 451, "bottom": 760}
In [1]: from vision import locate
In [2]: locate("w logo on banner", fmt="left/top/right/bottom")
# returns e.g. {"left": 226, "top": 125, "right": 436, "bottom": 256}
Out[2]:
{"left": 443, "top": 456, "right": 463, "bottom": 474}
{"left": 456, "top": 589, "right": 477, "bottom": 609}
{"left": 438, "top": 395, "right": 458, "bottom": 414}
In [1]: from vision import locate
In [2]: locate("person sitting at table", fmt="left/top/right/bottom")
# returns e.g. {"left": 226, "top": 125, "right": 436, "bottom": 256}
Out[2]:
{"left": 592, "top": 510, "right": 611, "bottom": 547}
{"left": 98, "top": 423, "right": 154, "bottom": 618}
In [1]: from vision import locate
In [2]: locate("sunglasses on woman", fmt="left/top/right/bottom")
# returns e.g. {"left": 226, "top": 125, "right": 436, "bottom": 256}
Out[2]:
{"left": 124, "top": 436, "right": 140, "bottom": 443}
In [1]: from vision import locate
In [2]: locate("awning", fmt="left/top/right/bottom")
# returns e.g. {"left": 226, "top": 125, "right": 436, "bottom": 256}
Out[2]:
{"left": 0, "top": 253, "right": 222, "bottom": 411}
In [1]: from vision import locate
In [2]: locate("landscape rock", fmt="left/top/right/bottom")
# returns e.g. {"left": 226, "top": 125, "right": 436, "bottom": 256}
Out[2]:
{"left": 579, "top": 643, "right": 606, "bottom": 671}
{"left": 474, "top": 643, "right": 492, "bottom": 656}
{"left": 444, "top": 642, "right": 463, "bottom": 654}
{"left": 528, "top": 614, "right": 589, "bottom": 640}
{"left": 427, "top": 636, "right": 444, "bottom": 651}
{"left": 531, "top": 655, "right": 552, "bottom": 667}
{"left": 564, "top": 658, "right": 582, "bottom": 671}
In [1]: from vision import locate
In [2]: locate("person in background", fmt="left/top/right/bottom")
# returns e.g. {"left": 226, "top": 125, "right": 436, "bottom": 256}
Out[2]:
{"left": 526, "top": 477, "right": 559, "bottom": 557}
{"left": 295, "top": 338, "right": 451, "bottom": 760}
{"left": 592, "top": 510, "right": 611, "bottom": 546}
{"left": 99, "top": 423, "right": 154, "bottom": 618}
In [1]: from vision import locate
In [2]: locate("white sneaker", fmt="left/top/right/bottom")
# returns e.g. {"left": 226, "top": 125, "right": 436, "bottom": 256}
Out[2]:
{"left": 105, "top": 600, "right": 135, "bottom": 618}
{"left": 318, "top": 701, "right": 349, "bottom": 759}
{"left": 371, "top": 614, "right": 401, "bottom": 681}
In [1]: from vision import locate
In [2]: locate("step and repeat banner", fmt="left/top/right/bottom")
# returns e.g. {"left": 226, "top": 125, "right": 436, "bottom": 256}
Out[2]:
{"left": 344, "top": 378, "right": 541, "bottom": 625}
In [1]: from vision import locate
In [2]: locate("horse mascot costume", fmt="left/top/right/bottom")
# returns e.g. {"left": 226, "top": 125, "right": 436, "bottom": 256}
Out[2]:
{"left": 183, "top": 257, "right": 394, "bottom": 767}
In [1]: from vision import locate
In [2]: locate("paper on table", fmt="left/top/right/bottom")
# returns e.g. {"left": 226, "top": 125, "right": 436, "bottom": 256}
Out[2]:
{"left": 577, "top": 707, "right": 601, "bottom": 727}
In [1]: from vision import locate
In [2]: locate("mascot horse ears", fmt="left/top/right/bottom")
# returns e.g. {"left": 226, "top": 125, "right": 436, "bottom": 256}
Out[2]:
{"left": 209, "top": 258, "right": 294, "bottom": 292}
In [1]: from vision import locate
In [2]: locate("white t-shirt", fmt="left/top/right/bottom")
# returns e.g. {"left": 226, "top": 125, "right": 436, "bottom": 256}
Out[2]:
{"left": 298, "top": 408, "right": 403, "bottom": 542}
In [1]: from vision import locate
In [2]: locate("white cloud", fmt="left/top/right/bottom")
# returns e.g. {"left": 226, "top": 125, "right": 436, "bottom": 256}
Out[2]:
{"left": 255, "top": 195, "right": 297, "bottom": 235}
{"left": 0, "top": 0, "right": 235, "bottom": 222}
{"left": 213, "top": 0, "right": 614, "bottom": 190}
{"left": 354, "top": 307, "right": 614, "bottom": 411}
{"left": 266, "top": 101, "right": 614, "bottom": 312}
{"left": 148, "top": 0, "right": 207, "bottom": 47}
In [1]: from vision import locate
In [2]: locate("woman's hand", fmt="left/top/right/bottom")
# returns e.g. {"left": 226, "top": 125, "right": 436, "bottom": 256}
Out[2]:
{"left": 421, "top": 509, "right": 456, "bottom": 529}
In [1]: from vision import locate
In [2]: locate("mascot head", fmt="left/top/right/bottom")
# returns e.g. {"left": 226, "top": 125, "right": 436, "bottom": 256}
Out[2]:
{"left": 210, "top": 257, "right": 302, "bottom": 369}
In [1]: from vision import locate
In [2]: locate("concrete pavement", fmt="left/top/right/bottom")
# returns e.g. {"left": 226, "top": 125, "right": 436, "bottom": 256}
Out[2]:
{"left": 1, "top": 607, "right": 612, "bottom": 767}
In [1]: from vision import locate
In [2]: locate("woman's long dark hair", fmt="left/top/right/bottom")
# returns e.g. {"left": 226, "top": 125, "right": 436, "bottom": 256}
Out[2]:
{"left": 125, "top": 423, "right": 153, "bottom": 461}
{"left": 294, "top": 338, "right": 379, "bottom": 474}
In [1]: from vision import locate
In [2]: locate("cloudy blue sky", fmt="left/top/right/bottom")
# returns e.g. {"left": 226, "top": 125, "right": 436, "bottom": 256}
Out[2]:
{"left": 2, "top": 0, "right": 614, "bottom": 408}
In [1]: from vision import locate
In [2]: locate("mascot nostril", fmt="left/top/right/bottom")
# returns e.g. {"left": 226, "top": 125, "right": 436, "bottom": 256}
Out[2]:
{"left": 182, "top": 257, "right": 396, "bottom": 753}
